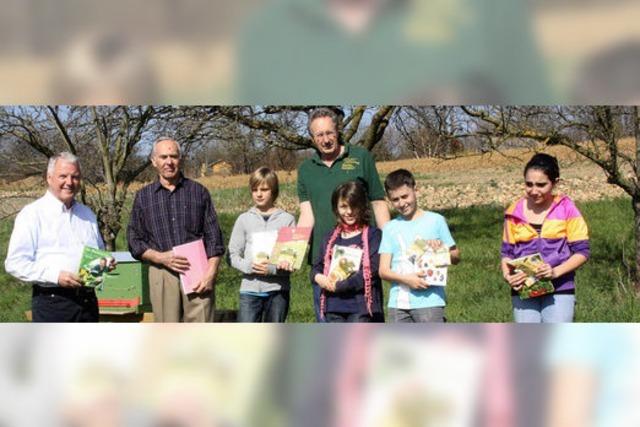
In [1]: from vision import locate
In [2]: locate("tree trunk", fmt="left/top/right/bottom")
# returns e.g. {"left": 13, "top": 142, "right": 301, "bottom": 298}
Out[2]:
{"left": 634, "top": 107, "right": 640, "bottom": 291}
{"left": 104, "top": 235, "right": 116, "bottom": 252}
{"left": 633, "top": 196, "right": 640, "bottom": 292}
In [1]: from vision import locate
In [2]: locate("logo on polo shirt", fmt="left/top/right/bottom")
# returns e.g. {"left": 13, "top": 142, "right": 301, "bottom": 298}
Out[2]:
{"left": 342, "top": 157, "right": 360, "bottom": 171}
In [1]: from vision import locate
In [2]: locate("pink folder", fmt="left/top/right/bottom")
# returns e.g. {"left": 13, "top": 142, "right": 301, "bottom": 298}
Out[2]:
{"left": 172, "top": 239, "right": 209, "bottom": 294}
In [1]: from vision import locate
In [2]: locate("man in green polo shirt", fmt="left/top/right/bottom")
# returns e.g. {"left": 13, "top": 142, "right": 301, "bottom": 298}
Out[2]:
{"left": 298, "top": 107, "right": 390, "bottom": 321}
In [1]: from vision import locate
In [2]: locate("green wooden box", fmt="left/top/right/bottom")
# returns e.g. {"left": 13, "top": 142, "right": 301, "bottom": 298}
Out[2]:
{"left": 97, "top": 252, "right": 151, "bottom": 315}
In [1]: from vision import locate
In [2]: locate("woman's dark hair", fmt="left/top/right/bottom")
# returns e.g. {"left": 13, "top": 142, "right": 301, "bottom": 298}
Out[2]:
{"left": 524, "top": 153, "right": 560, "bottom": 182}
{"left": 331, "top": 180, "right": 371, "bottom": 226}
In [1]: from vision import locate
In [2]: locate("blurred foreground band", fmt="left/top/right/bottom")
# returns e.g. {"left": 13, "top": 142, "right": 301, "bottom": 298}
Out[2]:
{"left": 1, "top": 323, "right": 638, "bottom": 427}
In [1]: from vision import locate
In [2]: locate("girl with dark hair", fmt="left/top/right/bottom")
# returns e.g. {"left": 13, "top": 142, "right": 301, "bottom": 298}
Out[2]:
{"left": 501, "top": 153, "right": 590, "bottom": 322}
{"left": 312, "top": 180, "right": 384, "bottom": 322}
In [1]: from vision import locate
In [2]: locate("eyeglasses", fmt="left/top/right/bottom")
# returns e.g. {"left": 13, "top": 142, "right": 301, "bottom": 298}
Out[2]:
{"left": 313, "top": 130, "right": 337, "bottom": 139}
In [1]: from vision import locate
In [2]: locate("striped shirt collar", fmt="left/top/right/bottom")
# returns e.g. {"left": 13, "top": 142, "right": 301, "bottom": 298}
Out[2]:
{"left": 151, "top": 174, "right": 186, "bottom": 193}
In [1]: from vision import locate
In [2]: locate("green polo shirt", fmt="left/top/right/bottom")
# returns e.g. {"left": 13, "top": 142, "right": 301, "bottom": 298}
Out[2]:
{"left": 236, "top": 0, "right": 550, "bottom": 103}
{"left": 297, "top": 144, "right": 385, "bottom": 264}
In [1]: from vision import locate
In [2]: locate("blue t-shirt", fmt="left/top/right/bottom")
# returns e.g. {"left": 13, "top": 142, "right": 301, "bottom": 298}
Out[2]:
{"left": 379, "top": 211, "right": 455, "bottom": 309}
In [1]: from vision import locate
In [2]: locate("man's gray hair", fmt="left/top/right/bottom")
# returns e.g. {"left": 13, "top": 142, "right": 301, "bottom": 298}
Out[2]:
{"left": 47, "top": 152, "right": 80, "bottom": 175}
{"left": 307, "top": 107, "right": 341, "bottom": 135}
{"left": 151, "top": 136, "right": 182, "bottom": 158}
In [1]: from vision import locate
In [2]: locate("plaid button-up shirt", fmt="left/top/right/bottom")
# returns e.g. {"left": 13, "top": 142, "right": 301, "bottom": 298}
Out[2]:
{"left": 127, "top": 176, "right": 225, "bottom": 260}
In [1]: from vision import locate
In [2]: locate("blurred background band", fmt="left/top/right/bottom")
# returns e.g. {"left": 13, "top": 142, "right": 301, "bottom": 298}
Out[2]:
{"left": 0, "top": 0, "right": 638, "bottom": 104}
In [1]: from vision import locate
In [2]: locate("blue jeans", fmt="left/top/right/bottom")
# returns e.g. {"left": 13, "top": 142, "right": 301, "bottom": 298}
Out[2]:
{"left": 388, "top": 307, "right": 445, "bottom": 323}
{"left": 238, "top": 291, "right": 290, "bottom": 323}
{"left": 512, "top": 294, "right": 575, "bottom": 323}
{"left": 312, "top": 284, "right": 325, "bottom": 323}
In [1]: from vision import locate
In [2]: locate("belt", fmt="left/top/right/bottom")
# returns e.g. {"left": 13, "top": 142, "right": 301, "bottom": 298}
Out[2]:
{"left": 33, "top": 284, "right": 96, "bottom": 298}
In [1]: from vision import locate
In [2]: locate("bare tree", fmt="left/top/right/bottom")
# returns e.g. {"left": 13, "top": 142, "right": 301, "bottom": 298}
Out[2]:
{"left": 1, "top": 105, "right": 398, "bottom": 250}
{"left": 214, "top": 106, "right": 396, "bottom": 151}
{"left": 460, "top": 105, "right": 640, "bottom": 288}
{"left": 394, "top": 106, "right": 464, "bottom": 158}
{"left": 0, "top": 106, "right": 219, "bottom": 250}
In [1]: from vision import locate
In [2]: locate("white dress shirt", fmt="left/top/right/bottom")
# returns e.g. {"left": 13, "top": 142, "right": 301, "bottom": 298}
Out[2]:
{"left": 4, "top": 191, "right": 105, "bottom": 287}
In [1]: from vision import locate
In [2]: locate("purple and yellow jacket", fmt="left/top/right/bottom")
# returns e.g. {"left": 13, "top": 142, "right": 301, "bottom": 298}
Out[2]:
{"left": 501, "top": 195, "right": 590, "bottom": 293}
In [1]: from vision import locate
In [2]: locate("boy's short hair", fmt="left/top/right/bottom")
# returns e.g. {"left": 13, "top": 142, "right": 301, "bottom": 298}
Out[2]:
{"left": 384, "top": 169, "right": 416, "bottom": 193}
{"left": 249, "top": 167, "right": 279, "bottom": 201}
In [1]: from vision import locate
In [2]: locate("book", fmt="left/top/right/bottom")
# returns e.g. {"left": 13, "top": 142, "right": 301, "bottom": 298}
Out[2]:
{"left": 506, "top": 253, "right": 555, "bottom": 299}
{"left": 328, "top": 245, "right": 363, "bottom": 284}
{"left": 406, "top": 237, "right": 450, "bottom": 287}
{"left": 270, "top": 226, "right": 312, "bottom": 271}
{"left": 417, "top": 248, "right": 449, "bottom": 287}
{"left": 173, "top": 239, "right": 209, "bottom": 295}
{"left": 250, "top": 230, "right": 279, "bottom": 263}
{"left": 78, "top": 246, "right": 116, "bottom": 288}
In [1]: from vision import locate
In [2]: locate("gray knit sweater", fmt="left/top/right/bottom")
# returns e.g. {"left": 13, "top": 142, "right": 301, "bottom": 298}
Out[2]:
{"left": 227, "top": 207, "right": 296, "bottom": 293}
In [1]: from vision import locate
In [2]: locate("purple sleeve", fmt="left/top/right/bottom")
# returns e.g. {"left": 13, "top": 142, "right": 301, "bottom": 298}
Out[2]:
{"left": 501, "top": 241, "right": 515, "bottom": 260}
{"left": 568, "top": 239, "right": 590, "bottom": 260}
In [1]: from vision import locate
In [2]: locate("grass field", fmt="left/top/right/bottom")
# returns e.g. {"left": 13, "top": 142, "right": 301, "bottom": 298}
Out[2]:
{"left": 0, "top": 195, "right": 636, "bottom": 322}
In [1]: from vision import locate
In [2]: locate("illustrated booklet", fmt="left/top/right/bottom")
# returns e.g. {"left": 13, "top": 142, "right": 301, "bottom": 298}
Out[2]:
{"left": 78, "top": 246, "right": 116, "bottom": 288}
{"left": 406, "top": 237, "right": 451, "bottom": 286}
{"left": 250, "top": 230, "right": 279, "bottom": 263}
{"left": 270, "top": 226, "right": 312, "bottom": 271}
{"left": 506, "top": 253, "right": 555, "bottom": 299}
{"left": 328, "top": 245, "right": 363, "bottom": 283}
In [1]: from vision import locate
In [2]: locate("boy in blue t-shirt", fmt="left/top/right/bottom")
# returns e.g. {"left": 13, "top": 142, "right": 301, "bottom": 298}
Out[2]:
{"left": 379, "top": 169, "right": 460, "bottom": 322}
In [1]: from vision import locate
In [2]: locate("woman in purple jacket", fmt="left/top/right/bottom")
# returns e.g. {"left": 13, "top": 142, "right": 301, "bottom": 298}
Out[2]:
{"left": 501, "top": 153, "right": 590, "bottom": 323}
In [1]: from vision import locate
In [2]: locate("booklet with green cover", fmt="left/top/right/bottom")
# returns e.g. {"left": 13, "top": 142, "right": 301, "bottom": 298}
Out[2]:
{"left": 78, "top": 246, "right": 116, "bottom": 288}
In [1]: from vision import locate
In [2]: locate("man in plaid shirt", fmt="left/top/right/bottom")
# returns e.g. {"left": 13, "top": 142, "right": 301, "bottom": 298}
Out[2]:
{"left": 127, "top": 137, "right": 225, "bottom": 322}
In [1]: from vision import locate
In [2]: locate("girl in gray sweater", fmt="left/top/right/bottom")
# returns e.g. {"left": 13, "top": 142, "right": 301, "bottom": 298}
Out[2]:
{"left": 227, "top": 167, "right": 296, "bottom": 322}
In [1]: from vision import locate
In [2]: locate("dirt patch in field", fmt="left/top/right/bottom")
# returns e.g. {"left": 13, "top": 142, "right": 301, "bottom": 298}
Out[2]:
{"left": 0, "top": 143, "right": 630, "bottom": 216}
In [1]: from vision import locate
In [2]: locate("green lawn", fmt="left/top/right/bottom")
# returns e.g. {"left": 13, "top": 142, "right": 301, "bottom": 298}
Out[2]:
{"left": 0, "top": 196, "right": 637, "bottom": 322}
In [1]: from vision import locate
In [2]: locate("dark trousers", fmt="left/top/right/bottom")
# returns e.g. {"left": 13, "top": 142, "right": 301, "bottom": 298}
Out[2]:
{"left": 32, "top": 285, "right": 99, "bottom": 322}
{"left": 238, "top": 290, "right": 290, "bottom": 323}
{"left": 324, "top": 311, "right": 385, "bottom": 323}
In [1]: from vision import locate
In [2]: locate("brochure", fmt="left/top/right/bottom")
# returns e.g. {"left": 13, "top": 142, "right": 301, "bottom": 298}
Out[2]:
{"left": 506, "top": 253, "right": 555, "bottom": 299}
{"left": 78, "top": 246, "right": 116, "bottom": 288}
{"left": 406, "top": 237, "right": 450, "bottom": 287}
{"left": 250, "top": 230, "right": 279, "bottom": 263}
{"left": 270, "top": 226, "right": 312, "bottom": 271}
{"left": 173, "top": 239, "right": 209, "bottom": 295}
{"left": 328, "top": 245, "right": 363, "bottom": 284}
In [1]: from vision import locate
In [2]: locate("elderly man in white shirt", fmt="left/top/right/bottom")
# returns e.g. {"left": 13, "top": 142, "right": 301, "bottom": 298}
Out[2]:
{"left": 5, "top": 152, "right": 105, "bottom": 322}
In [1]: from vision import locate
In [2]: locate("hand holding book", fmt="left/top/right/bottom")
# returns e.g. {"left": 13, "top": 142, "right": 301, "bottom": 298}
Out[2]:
{"left": 315, "top": 273, "right": 337, "bottom": 292}
{"left": 506, "top": 253, "right": 555, "bottom": 299}
{"left": 251, "top": 260, "right": 270, "bottom": 275}
{"left": 404, "top": 271, "right": 430, "bottom": 290}
{"left": 534, "top": 262, "right": 555, "bottom": 280}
